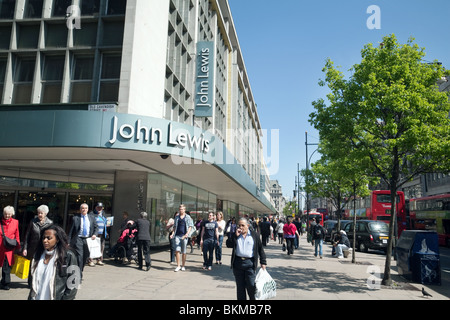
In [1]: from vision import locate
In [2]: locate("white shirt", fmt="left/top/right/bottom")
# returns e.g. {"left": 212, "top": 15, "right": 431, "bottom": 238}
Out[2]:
{"left": 217, "top": 220, "right": 226, "bottom": 236}
{"left": 34, "top": 253, "right": 56, "bottom": 300}
{"left": 236, "top": 230, "right": 254, "bottom": 258}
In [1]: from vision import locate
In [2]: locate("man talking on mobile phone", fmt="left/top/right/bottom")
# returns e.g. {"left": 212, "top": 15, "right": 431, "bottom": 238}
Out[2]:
{"left": 230, "top": 217, "right": 267, "bottom": 300}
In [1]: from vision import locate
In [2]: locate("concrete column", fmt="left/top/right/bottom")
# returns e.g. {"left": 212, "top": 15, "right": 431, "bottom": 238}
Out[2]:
{"left": 111, "top": 170, "right": 148, "bottom": 243}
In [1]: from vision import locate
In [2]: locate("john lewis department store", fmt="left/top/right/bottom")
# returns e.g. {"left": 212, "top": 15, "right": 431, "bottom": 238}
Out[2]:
{"left": 0, "top": 0, "right": 275, "bottom": 245}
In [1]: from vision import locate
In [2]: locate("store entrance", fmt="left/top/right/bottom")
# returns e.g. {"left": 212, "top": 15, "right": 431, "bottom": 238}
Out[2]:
{"left": 0, "top": 190, "right": 113, "bottom": 241}
{"left": 16, "top": 192, "right": 66, "bottom": 239}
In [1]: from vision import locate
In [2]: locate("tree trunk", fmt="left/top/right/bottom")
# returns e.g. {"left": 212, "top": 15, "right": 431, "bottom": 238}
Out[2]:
{"left": 352, "top": 182, "right": 357, "bottom": 263}
{"left": 382, "top": 152, "right": 400, "bottom": 286}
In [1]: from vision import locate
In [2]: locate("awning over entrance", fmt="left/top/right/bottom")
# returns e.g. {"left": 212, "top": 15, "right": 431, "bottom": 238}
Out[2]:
{"left": 0, "top": 110, "right": 274, "bottom": 214}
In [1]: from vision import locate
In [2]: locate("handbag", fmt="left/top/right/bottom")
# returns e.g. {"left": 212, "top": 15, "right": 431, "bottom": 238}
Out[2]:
{"left": 1, "top": 223, "right": 18, "bottom": 249}
{"left": 255, "top": 268, "right": 276, "bottom": 300}
{"left": 11, "top": 254, "right": 30, "bottom": 279}
{"left": 225, "top": 237, "right": 233, "bottom": 248}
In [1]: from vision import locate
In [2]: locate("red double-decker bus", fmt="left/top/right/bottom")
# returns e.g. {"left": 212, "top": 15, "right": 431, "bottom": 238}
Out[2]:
{"left": 342, "top": 190, "right": 407, "bottom": 236}
{"left": 409, "top": 194, "right": 450, "bottom": 247}
{"left": 302, "top": 209, "right": 328, "bottom": 227}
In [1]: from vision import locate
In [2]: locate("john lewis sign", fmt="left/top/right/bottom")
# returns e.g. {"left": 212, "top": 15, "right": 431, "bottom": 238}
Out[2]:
{"left": 108, "top": 115, "right": 211, "bottom": 154}
{"left": 195, "top": 41, "right": 214, "bottom": 117}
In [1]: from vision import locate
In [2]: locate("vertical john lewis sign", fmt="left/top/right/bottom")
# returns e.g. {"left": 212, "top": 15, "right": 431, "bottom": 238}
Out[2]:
{"left": 195, "top": 41, "right": 214, "bottom": 117}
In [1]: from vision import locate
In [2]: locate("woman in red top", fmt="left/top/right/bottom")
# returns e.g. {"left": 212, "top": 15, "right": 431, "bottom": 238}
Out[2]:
{"left": 283, "top": 217, "right": 300, "bottom": 255}
{"left": 1, "top": 206, "right": 21, "bottom": 290}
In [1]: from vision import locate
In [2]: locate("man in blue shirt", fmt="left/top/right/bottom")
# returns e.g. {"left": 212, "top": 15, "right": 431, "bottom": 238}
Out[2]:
{"left": 230, "top": 217, "right": 267, "bottom": 300}
{"left": 90, "top": 202, "right": 108, "bottom": 266}
{"left": 170, "top": 204, "right": 193, "bottom": 272}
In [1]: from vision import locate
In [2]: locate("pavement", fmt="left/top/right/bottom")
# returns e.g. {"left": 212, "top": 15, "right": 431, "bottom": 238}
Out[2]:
{"left": 1, "top": 235, "right": 449, "bottom": 301}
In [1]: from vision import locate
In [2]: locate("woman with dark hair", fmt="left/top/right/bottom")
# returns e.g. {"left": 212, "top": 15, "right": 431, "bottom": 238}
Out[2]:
{"left": 28, "top": 225, "right": 79, "bottom": 300}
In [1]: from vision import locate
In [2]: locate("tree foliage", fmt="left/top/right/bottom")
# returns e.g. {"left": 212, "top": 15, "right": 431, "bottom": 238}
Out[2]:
{"left": 309, "top": 34, "right": 450, "bottom": 285}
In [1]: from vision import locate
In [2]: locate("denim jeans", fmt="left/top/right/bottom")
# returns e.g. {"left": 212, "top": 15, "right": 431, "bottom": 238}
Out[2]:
{"left": 285, "top": 237, "right": 295, "bottom": 255}
{"left": 314, "top": 238, "right": 323, "bottom": 257}
{"left": 169, "top": 235, "right": 175, "bottom": 262}
{"left": 336, "top": 244, "right": 349, "bottom": 257}
{"left": 202, "top": 238, "right": 215, "bottom": 267}
{"left": 215, "top": 235, "right": 224, "bottom": 262}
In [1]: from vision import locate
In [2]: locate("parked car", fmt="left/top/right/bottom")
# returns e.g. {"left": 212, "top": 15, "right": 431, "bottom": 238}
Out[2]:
{"left": 323, "top": 220, "right": 337, "bottom": 242}
{"left": 330, "top": 220, "right": 352, "bottom": 243}
{"left": 343, "top": 220, "right": 389, "bottom": 253}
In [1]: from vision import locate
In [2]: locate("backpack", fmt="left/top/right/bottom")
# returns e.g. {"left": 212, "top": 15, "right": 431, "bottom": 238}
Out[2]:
{"left": 314, "top": 225, "right": 323, "bottom": 239}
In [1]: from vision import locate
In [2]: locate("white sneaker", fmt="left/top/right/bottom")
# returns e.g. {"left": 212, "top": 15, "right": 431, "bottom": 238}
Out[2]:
{"left": 174, "top": 266, "right": 181, "bottom": 272}
{"left": 337, "top": 255, "right": 344, "bottom": 259}
{"left": 181, "top": 266, "right": 186, "bottom": 271}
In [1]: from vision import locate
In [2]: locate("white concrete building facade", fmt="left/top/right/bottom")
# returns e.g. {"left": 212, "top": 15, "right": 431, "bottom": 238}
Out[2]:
{"left": 0, "top": 0, "right": 275, "bottom": 245}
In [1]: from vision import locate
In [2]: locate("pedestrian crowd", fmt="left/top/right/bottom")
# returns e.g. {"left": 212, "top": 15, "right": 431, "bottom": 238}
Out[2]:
{"left": 0, "top": 202, "right": 153, "bottom": 300}
{"left": 1, "top": 201, "right": 350, "bottom": 301}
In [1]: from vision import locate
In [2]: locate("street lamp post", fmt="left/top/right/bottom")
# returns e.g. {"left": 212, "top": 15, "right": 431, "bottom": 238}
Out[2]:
{"left": 305, "top": 131, "right": 318, "bottom": 231}
{"left": 297, "top": 163, "right": 301, "bottom": 215}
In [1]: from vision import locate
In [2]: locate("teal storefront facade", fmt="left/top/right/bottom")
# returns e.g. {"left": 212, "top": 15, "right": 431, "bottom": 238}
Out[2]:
{"left": 0, "top": 108, "right": 275, "bottom": 245}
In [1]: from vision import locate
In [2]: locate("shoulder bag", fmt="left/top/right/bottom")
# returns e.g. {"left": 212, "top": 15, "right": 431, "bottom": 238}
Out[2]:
{"left": 1, "top": 222, "right": 18, "bottom": 249}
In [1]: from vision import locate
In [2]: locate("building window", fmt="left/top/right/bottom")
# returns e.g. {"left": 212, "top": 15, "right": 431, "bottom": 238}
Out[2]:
{"left": 70, "top": 55, "right": 94, "bottom": 102}
{"left": 41, "top": 55, "right": 65, "bottom": 103}
{"left": 0, "top": 0, "right": 16, "bottom": 19}
{"left": 80, "top": 0, "right": 100, "bottom": 16}
{"left": 99, "top": 54, "right": 121, "bottom": 102}
{"left": 0, "top": 57, "right": 6, "bottom": 102}
{"left": 12, "top": 56, "right": 36, "bottom": 104}
{"left": 73, "top": 22, "right": 97, "bottom": 47}
{"left": 45, "top": 23, "right": 68, "bottom": 48}
{"left": 16, "top": 24, "right": 40, "bottom": 49}
{"left": 102, "top": 20, "right": 124, "bottom": 46}
{"left": 52, "top": 0, "right": 72, "bottom": 17}
{"left": 0, "top": 25, "right": 11, "bottom": 49}
{"left": 106, "top": 0, "right": 126, "bottom": 15}
{"left": 24, "top": 0, "right": 43, "bottom": 19}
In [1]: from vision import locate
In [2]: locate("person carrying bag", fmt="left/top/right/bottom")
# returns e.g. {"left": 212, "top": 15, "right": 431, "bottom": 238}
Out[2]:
{"left": 1, "top": 206, "right": 21, "bottom": 290}
{"left": 1, "top": 223, "right": 17, "bottom": 249}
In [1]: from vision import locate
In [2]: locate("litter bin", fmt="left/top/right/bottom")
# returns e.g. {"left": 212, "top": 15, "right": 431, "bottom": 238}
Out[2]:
{"left": 396, "top": 230, "right": 441, "bottom": 285}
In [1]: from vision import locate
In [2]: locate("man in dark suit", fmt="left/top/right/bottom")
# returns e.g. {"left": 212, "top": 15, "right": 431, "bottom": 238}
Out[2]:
{"left": 68, "top": 203, "right": 98, "bottom": 275}
{"left": 135, "top": 211, "right": 151, "bottom": 271}
{"left": 259, "top": 217, "right": 271, "bottom": 246}
{"left": 230, "top": 217, "right": 267, "bottom": 300}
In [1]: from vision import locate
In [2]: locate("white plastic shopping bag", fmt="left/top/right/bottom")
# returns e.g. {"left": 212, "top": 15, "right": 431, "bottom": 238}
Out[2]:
{"left": 255, "top": 268, "right": 276, "bottom": 300}
{"left": 86, "top": 237, "right": 102, "bottom": 259}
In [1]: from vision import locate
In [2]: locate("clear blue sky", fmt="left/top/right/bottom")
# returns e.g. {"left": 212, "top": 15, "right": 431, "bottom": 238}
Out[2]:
{"left": 228, "top": 0, "right": 450, "bottom": 202}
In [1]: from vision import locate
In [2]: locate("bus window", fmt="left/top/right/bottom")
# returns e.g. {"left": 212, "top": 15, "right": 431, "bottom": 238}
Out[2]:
{"left": 376, "top": 194, "right": 400, "bottom": 203}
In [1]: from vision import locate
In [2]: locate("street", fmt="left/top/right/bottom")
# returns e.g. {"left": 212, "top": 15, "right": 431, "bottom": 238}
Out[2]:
{"left": 1, "top": 235, "right": 449, "bottom": 301}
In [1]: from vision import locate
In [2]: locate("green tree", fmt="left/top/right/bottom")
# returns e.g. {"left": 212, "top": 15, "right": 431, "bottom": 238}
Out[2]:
{"left": 282, "top": 201, "right": 298, "bottom": 218}
{"left": 310, "top": 34, "right": 450, "bottom": 285}
{"left": 301, "top": 152, "right": 374, "bottom": 262}
{"left": 300, "top": 159, "right": 355, "bottom": 222}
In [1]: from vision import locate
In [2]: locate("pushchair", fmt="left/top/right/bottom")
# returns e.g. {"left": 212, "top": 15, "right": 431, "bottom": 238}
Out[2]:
{"left": 110, "top": 221, "right": 139, "bottom": 265}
